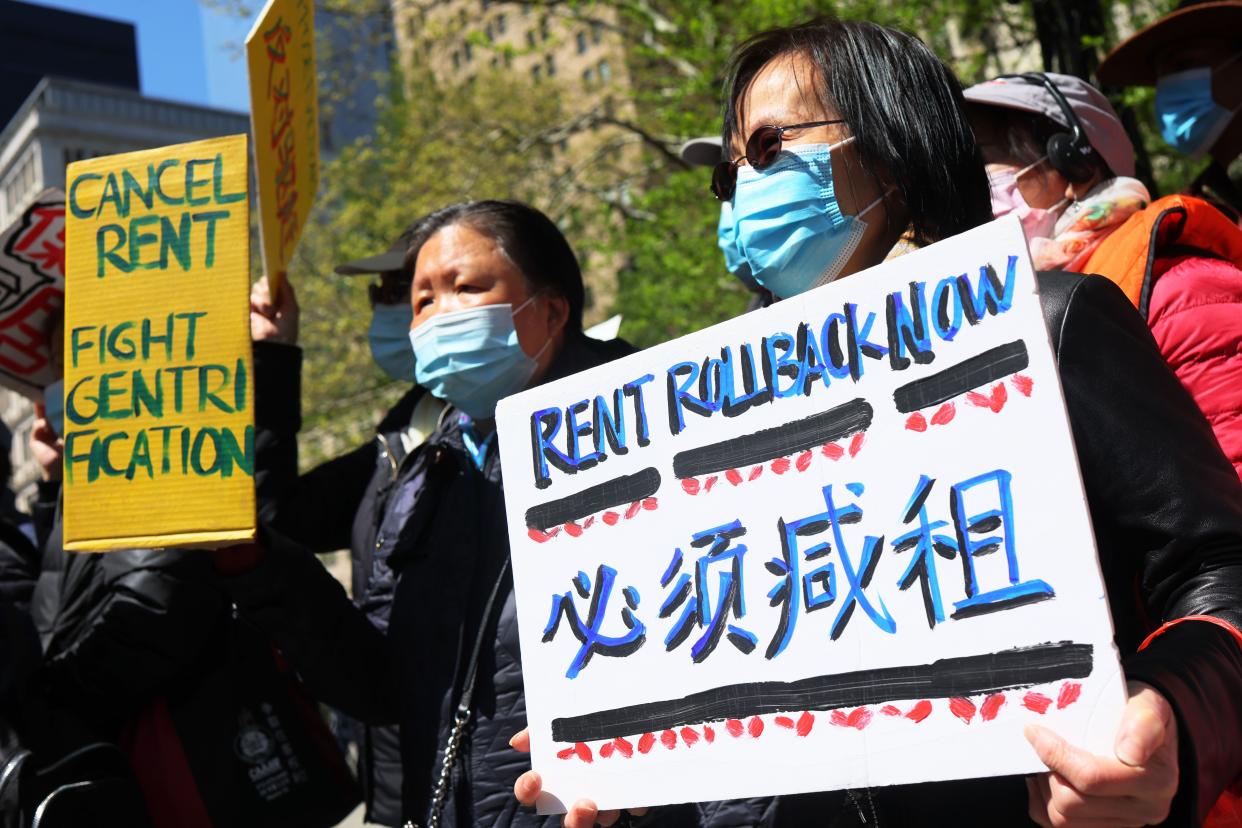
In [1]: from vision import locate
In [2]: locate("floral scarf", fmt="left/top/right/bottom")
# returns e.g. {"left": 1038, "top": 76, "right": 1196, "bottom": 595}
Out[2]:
{"left": 1030, "top": 177, "right": 1151, "bottom": 271}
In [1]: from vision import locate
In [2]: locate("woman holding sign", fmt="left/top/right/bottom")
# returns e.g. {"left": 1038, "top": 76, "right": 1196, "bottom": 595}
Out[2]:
{"left": 516, "top": 16, "right": 1242, "bottom": 828}
{"left": 224, "top": 201, "right": 697, "bottom": 828}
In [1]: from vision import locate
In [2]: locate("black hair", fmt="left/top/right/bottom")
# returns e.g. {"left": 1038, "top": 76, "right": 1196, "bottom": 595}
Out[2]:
{"left": 404, "top": 200, "right": 584, "bottom": 332}
{"left": 723, "top": 17, "right": 994, "bottom": 246}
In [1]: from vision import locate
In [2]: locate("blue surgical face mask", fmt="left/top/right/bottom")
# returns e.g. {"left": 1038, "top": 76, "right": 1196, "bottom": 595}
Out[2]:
{"left": 1155, "top": 55, "right": 1241, "bottom": 158}
{"left": 44, "top": 378, "right": 65, "bottom": 437}
{"left": 731, "top": 139, "right": 886, "bottom": 299}
{"left": 410, "top": 295, "right": 549, "bottom": 420}
{"left": 717, "top": 202, "right": 757, "bottom": 291}
{"left": 369, "top": 303, "right": 416, "bottom": 382}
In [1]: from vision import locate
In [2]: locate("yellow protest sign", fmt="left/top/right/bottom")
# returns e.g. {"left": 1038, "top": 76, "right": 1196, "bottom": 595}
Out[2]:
{"left": 62, "top": 135, "right": 255, "bottom": 552}
{"left": 247, "top": 0, "right": 318, "bottom": 300}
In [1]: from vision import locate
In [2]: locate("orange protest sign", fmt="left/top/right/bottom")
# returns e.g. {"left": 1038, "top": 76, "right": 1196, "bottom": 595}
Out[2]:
{"left": 247, "top": 0, "right": 318, "bottom": 300}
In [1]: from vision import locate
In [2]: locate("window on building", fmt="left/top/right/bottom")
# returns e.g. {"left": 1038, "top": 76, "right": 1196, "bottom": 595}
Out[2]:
{"left": 582, "top": 67, "right": 594, "bottom": 86}
{"left": 576, "top": 31, "right": 588, "bottom": 53}
{"left": 526, "top": 30, "right": 536, "bottom": 48}
{"left": 496, "top": 13, "right": 507, "bottom": 34}
{"left": 598, "top": 59, "right": 612, "bottom": 82}
{"left": 491, "top": 54, "right": 500, "bottom": 69}
{"left": 545, "top": 54, "right": 556, "bottom": 76}
{"left": 558, "top": 138, "right": 569, "bottom": 153}
{"left": 539, "top": 17, "right": 550, "bottom": 41}
{"left": 463, "top": 40, "right": 474, "bottom": 62}
{"left": 485, "top": 22, "right": 493, "bottom": 40}
{"left": 532, "top": 64, "right": 543, "bottom": 81}
{"left": 592, "top": 22, "right": 603, "bottom": 44}
{"left": 452, "top": 50, "right": 461, "bottom": 69}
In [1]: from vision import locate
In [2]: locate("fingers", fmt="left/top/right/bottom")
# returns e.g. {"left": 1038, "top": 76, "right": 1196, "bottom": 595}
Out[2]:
{"left": 509, "top": 728, "right": 531, "bottom": 753}
{"left": 1026, "top": 725, "right": 1138, "bottom": 797}
{"left": 564, "top": 799, "right": 599, "bottom": 828}
{"left": 1115, "top": 684, "right": 1173, "bottom": 767}
{"left": 513, "top": 770, "right": 541, "bottom": 807}
{"left": 251, "top": 277, "right": 273, "bottom": 315}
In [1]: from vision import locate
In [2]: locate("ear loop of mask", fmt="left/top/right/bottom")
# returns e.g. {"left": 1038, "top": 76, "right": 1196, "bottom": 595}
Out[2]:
{"left": 814, "top": 185, "right": 897, "bottom": 289}
{"left": 511, "top": 289, "right": 554, "bottom": 363}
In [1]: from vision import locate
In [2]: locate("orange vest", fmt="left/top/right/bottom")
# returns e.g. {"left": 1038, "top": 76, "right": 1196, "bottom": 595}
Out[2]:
{"left": 1083, "top": 194, "right": 1242, "bottom": 315}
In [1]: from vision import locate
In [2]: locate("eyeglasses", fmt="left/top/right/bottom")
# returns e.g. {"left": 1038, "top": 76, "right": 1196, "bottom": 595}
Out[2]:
{"left": 368, "top": 276, "right": 412, "bottom": 307}
{"left": 711, "top": 120, "right": 846, "bottom": 200}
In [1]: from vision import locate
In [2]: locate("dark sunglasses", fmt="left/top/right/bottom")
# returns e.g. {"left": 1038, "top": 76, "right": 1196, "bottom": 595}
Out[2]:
{"left": 368, "top": 276, "right": 413, "bottom": 307}
{"left": 711, "top": 119, "right": 846, "bottom": 200}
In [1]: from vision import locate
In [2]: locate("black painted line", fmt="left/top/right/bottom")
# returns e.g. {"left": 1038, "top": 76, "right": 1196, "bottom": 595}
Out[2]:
{"left": 892, "top": 340, "right": 1029, "bottom": 413}
{"left": 550, "top": 641, "right": 1092, "bottom": 742}
{"left": 672, "top": 398, "right": 873, "bottom": 479}
{"left": 525, "top": 467, "right": 661, "bottom": 530}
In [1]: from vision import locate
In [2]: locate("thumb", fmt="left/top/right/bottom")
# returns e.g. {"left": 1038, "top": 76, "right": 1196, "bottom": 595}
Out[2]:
{"left": 1115, "top": 686, "right": 1172, "bottom": 767}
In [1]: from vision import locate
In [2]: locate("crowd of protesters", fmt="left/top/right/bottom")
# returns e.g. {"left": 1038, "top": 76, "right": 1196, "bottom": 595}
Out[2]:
{"left": 1, "top": 1, "right": 1241, "bottom": 827}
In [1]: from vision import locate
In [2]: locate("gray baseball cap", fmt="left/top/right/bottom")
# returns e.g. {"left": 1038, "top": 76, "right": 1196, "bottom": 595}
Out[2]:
{"left": 334, "top": 219, "right": 424, "bottom": 276}
{"left": 964, "top": 72, "right": 1136, "bottom": 179}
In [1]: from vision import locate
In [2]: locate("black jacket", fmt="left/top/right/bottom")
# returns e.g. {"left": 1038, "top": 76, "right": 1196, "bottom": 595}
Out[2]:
{"left": 230, "top": 331, "right": 699, "bottom": 827}
{"left": 232, "top": 275, "right": 1242, "bottom": 827}
{"left": 255, "top": 341, "right": 426, "bottom": 826}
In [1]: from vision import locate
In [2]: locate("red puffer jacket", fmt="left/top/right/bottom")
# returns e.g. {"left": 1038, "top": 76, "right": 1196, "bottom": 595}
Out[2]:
{"left": 1084, "top": 194, "right": 1242, "bottom": 481}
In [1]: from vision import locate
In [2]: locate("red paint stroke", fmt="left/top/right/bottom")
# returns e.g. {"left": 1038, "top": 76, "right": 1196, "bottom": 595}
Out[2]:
{"left": 771, "top": 457, "right": 791, "bottom": 474}
{"left": 680, "top": 727, "right": 700, "bottom": 747}
{"left": 726, "top": 468, "right": 743, "bottom": 486}
{"left": 726, "top": 719, "right": 744, "bottom": 738}
{"left": 642, "top": 497, "right": 658, "bottom": 511}
{"left": 613, "top": 737, "right": 633, "bottom": 758}
{"left": 528, "top": 527, "right": 560, "bottom": 543}
{"left": 980, "top": 694, "right": 1006, "bottom": 722}
{"left": 624, "top": 501, "right": 642, "bottom": 519}
{"left": 988, "top": 382, "right": 1008, "bottom": 412}
{"left": 950, "top": 697, "right": 976, "bottom": 724}
{"left": 574, "top": 742, "right": 593, "bottom": 763}
{"left": 905, "top": 413, "right": 928, "bottom": 432}
{"left": 599, "top": 742, "right": 614, "bottom": 759}
{"left": 582, "top": 516, "right": 595, "bottom": 530}
{"left": 602, "top": 511, "right": 620, "bottom": 526}
{"left": 1057, "top": 682, "right": 1082, "bottom": 710}
{"left": 704, "top": 475, "right": 719, "bottom": 492}
{"left": 1012, "top": 374, "right": 1034, "bottom": 397}
{"left": 796, "top": 711, "right": 815, "bottom": 736}
{"left": 660, "top": 729, "right": 678, "bottom": 750}
{"left": 748, "top": 716, "right": 764, "bottom": 738}
{"left": 906, "top": 700, "right": 933, "bottom": 723}
{"left": 1023, "top": 692, "right": 1053, "bottom": 714}
{"left": 881, "top": 705, "right": 902, "bottom": 717}
{"left": 681, "top": 478, "right": 700, "bottom": 495}
{"left": 638, "top": 733, "right": 656, "bottom": 754}
{"left": 564, "top": 521, "right": 583, "bottom": 538}
{"left": 849, "top": 432, "right": 865, "bottom": 457}
{"left": 931, "top": 402, "right": 956, "bottom": 425}
{"left": 796, "top": 450, "right": 813, "bottom": 472}
{"left": 557, "top": 746, "right": 576, "bottom": 760}
{"left": 830, "top": 708, "right": 871, "bottom": 729}
{"left": 748, "top": 465, "right": 764, "bottom": 481}
{"left": 822, "top": 442, "right": 844, "bottom": 460}
{"left": 775, "top": 716, "right": 795, "bottom": 730}
{"left": 703, "top": 725, "right": 715, "bottom": 743}
{"left": 966, "top": 391, "right": 990, "bottom": 408}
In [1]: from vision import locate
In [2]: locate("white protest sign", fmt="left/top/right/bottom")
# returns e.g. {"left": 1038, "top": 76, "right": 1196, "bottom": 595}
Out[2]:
{"left": 0, "top": 189, "right": 65, "bottom": 400}
{"left": 496, "top": 216, "right": 1126, "bottom": 813}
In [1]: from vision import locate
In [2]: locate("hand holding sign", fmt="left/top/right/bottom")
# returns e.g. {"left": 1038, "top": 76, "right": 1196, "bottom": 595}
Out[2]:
{"left": 1024, "top": 682, "right": 1178, "bottom": 827}
{"left": 251, "top": 275, "right": 299, "bottom": 344}
{"left": 511, "top": 730, "right": 647, "bottom": 828}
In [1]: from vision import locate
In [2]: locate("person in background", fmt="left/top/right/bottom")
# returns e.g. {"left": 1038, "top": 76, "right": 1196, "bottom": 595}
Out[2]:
{"left": 248, "top": 220, "right": 442, "bottom": 827}
{"left": 517, "top": 16, "right": 1242, "bottom": 827}
{"left": 965, "top": 71, "right": 1242, "bottom": 481}
{"left": 1097, "top": 0, "right": 1242, "bottom": 217}
{"left": 224, "top": 200, "right": 692, "bottom": 828}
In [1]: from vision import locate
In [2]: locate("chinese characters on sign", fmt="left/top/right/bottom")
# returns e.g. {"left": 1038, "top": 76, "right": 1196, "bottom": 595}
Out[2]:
{"left": 497, "top": 217, "right": 1126, "bottom": 814}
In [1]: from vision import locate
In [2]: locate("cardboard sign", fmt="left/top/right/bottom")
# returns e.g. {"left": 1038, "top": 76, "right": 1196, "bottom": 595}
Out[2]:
{"left": 247, "top": 0, "right": 318, "bottom": 300}
{"left": 0, "top": 189, "right": 66, "bottom": 400}
{"left": 496, "top": 217, "right": 1126, "bottom": 813}
{"left": 63, "top": 135, "right": 255, "bottom": 552}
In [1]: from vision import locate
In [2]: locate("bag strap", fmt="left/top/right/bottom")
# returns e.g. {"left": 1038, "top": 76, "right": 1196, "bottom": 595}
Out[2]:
{"left": 423, "top": 556, "right": 511, "bottom": 828}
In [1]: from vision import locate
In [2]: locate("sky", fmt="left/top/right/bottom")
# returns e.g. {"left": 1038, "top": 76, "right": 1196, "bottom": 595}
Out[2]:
{"left": 29, "top": 0, "right": 257, "bottom": 113}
